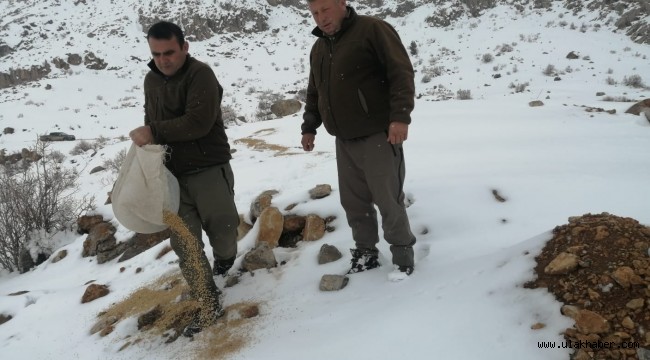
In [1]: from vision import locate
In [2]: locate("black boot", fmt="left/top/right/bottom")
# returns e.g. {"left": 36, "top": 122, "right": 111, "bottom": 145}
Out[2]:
{"left": 347, "top": 248, "right": 380, "bottom": 274}
{"left": 213, "top": 257, "right": 235, "bottom": 277}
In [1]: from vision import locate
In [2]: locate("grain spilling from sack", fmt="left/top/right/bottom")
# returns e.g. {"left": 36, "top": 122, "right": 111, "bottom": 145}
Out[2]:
{"left": 163, "top": 210, "right": 220, "bottom": 328}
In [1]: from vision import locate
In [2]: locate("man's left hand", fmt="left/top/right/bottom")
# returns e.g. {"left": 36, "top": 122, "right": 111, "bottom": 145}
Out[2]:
{"left": 387, "top": 122, "right": 409, "bottom": 144}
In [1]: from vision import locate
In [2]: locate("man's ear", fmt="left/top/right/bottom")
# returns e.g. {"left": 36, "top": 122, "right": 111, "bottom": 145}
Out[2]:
{"left": 182, "top": 41, "right": 189, "bottom": 53}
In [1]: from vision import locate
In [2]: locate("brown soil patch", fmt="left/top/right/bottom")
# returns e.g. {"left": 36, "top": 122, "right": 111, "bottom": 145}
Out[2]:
{"left": 525, "top": 213, "right": 650, "bottom": 359}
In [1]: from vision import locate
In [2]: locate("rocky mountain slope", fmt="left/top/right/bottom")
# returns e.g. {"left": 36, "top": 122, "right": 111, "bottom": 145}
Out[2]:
{"left": 1, "top": 0, "right": 648, "bottom": 92}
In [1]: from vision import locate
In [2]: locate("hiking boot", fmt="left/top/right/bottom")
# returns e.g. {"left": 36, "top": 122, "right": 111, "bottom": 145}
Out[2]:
{"left": 182, "top": 304, "right": 225, "bottom": 338}
{"left": 213, "top": 257, "right": 235, "bottom": 277}
{"left": 397, "top": 265, "right": 414, "bottom": 276}
{"left": 347, "top": 248, "right": 380, "bottom": 274}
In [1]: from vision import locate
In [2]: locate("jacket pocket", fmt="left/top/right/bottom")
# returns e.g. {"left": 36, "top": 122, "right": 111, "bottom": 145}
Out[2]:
{"left": 357, "top": 88, "right": 369, "bottom": 115}
{"left": 221, "top": 166, "right": 235, "bottom": 195}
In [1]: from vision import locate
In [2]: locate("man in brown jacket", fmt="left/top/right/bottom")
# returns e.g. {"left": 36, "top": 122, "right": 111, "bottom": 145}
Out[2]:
{"left": 301, "top": 0, "right": 417, "bottom": 276}
{"left": 129, "top": 21, "right": 239, "bottom": 337}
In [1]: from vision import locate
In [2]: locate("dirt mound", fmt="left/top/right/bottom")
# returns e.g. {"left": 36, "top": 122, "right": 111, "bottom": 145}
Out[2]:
{"left": 526, "top": 213, "right": 650, "bottom": 359}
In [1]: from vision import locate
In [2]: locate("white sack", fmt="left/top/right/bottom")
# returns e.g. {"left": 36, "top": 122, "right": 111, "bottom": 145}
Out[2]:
{"left": 111, "top": 144, "right": 179, "bottom": 234}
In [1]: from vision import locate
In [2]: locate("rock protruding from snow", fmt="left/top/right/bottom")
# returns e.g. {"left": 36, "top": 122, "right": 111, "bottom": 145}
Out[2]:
{"left": 256, "top": 207, "right": 283, "bottom": 248}
{"left": 249, "top": 190, "right": 278, "bottom": 223}
{"left": 270, "top": 99, "right": 302, "bottom": 118}
{"left": 81, "top": 283, "right": 110, "bottom": 304}
{"left": 242, "top": 243, "right": 277, "bottom": 272}
{"left": 302, "top": 214, "right": 326, "bottom": 242}
{"left": 319, "top": 274, "right": 348, "bottom": 291}
{"left": 308, "top": 184, "right": 332, "bottom": 199}
{"left": 318, "top": 244, "right": 342, "bottom": 265}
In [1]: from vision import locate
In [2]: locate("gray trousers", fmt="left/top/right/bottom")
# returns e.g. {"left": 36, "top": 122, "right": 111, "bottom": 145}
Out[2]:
{"left": 336, "top": 132, "right": 416, "bottom": 267}
{"left": 170, "top": 163, "right": 239, "bottom": 309}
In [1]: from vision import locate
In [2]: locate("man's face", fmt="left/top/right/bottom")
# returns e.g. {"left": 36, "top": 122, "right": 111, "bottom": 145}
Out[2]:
{"left": 308, "top": 0, "right": 348, "bottom": 36}
{"left": 148, "top": 36, "right": 188, "bottom": 77}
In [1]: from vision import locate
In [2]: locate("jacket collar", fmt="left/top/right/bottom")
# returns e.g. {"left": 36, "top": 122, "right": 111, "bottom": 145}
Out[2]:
{"left": 311, "top": 6, "right": 356, "bottom": 39}
{"left": 147, "top": 55, "right": 192, "bottom": 79}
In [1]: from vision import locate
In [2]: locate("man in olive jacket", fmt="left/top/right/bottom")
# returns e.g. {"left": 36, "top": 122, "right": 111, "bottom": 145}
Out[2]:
{"left": 129, "top": 21, "right": 239, "bottom": 337}
{"left": 301, "top": 0, "right": 417, "bottom": 276}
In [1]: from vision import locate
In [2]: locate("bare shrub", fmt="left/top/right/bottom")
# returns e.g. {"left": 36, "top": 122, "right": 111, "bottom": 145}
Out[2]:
{"left": 222, "top": 104, "right": 239, "bottom": 125}
{"left": 543, "top": 64, "right": 556, "bottom": 76}
{"left": 509, "top": 82, "right": 530, "bottom": 93}
{"left": 422, "top": 66, "right": 444, "bottom": 80}
{"left": 481, "top": 53, "right": 494, "bottom": 63}
{"left": 70, "top": 140, "right": 93, "bottom": 155}
{"left": 409, "top": 41, "right": 418, "bottom": 56}
{"left": 497, "top": 43, "right": 514, "bottom": 53}
{"left": 93, "top": 136, "right": 110, "bottom": 149}
{"left": 456, "top": 89, "right": 472, "bottom": 100}
{"left": 622, "top": 74, "right": 646, "bottom": 88}
{"left": 102, "top": 148, "right": 127, "bottom": 173}
{"left": 47, "top": 150, "right": 66, "bottom": 164}
{"left": 255, "top": 90, "right": 283, "bottom": 121}
{"left": 606, "top": 77, "right": 618, "bottom": 85}
{"left": 0, "top": 141, "right": 95, "bottom": 272}
{"left": 602, "top": 96, "right": 635, "bottom": 102}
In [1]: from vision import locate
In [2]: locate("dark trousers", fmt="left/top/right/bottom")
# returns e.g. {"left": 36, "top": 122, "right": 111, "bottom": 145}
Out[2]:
{"left": 170, "top": 163, "right": 239, "bottom": 310}
{"left": 336, "top": 132, "right": 416, "bottom": 267}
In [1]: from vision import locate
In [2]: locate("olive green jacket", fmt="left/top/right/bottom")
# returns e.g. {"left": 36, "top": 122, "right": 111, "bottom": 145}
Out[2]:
{"left": 144, "top": 56, "right": 231, "bottom": 175}
{"left": 302, "top": 7, "right": 415, "bottom": 140}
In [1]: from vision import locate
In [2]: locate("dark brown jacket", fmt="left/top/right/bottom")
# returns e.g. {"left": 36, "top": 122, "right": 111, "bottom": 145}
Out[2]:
{"left": 144, "top": 56, "right": 231, "bottom": 175}
{"left": 302, "top": 7, "right": 415, "bottom": 140}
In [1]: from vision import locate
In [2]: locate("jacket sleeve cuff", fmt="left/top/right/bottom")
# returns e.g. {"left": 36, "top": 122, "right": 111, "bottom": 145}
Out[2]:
{"left": 390, "top": 116, "right": 411, "bottom": 125}
{"left": 301, "top": 112, "right": 322, "bottom": 134}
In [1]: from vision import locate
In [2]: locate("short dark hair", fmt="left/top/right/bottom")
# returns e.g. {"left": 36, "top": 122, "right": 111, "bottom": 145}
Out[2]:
{"left": 147, "top": 21, "right": 185, "bottom": 46}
